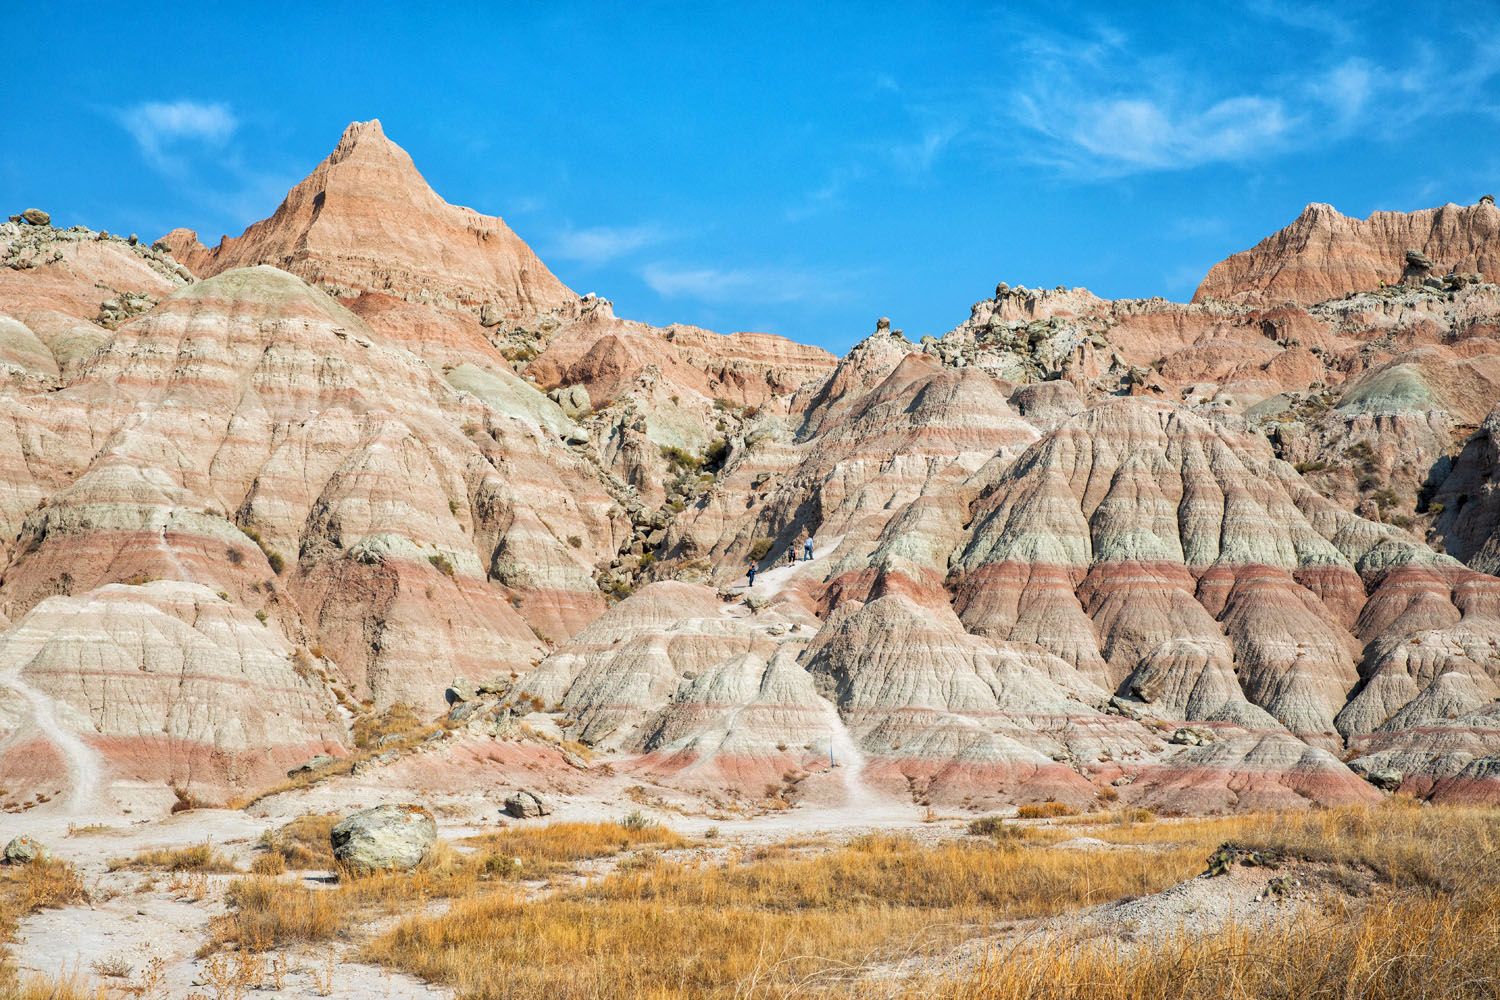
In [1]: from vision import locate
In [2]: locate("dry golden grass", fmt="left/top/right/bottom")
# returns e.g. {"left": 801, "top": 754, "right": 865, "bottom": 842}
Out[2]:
{"left": 1015, "top": 802, "right": 1077, "bottom": 819}
{"left": 257, "top": 812, "right": 338, "bottom": 869}
{"left": 897, "top": 889, "right": 1500, "bottom": 999}
{"left": 364, "top": 831, "right": 1207, "bottom": 999}
{"left": 208, "top": 875, "right": 351, "bottom": 953}
{"left": 106, "top": 841, "right": 238, "bottom": 873}
{"left": 0, "top": 860, "right": 90, "bottom": 991}
{"left": 10, "top": 972, "right": 114, "bottom": 999}
{"left": 355, "top": 802, "right": 1500, "bottom": 1000}
{"left": 352, "top": 702, "right": 426, "bottom": 750}
{"left": 462, "top": 820, "right": 688, "bottom": 870}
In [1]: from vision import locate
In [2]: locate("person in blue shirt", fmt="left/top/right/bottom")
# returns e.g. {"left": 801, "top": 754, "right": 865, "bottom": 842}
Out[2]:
{"left": 802, "top": 534, "right": 813, "bottom": 561}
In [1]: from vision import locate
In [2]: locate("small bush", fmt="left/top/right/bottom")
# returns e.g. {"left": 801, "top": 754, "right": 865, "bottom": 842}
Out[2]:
{"left": 567, "top": 535, "right": 583, "bottom": 549}
{"left": 428, "top": 554, "right": 456, "bottom": 577}
{"left": 265, "top": 550, "right": 285, "bottom": 575}
{"left": 250, "top": 853, "right": 286, "bottom": 876}
{"left": 747, "top": 537, "right": 774, "bottom": 561}
{"left": 258, "top": 814, "right": 339, "bottom": 870}
{"left": 659, "top": 445, "right": 699, "bottom": 470}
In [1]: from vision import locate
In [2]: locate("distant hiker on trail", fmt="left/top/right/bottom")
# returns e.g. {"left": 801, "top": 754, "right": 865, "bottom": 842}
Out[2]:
{"left": 787, "top": 545, "right": 796, "bottom": 566}
{"left": 746, "top": 558, "right": 757, "bottom": 588}
{"left": 803, "top": 535, "right": 814, "bottom": 561}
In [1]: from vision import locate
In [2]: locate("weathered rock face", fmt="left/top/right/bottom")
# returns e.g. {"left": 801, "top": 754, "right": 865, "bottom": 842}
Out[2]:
{"left": 330, "top": 803, "right": 436, "bottom": 873}
{"left": 4, "top": 123, "right": 1500, "bottom": 815}
{"left": 1195, "top": 200, "right": 1500, "bottom": 306}
{"left": 161, "top": 120, "right": 575, "bottom": 325}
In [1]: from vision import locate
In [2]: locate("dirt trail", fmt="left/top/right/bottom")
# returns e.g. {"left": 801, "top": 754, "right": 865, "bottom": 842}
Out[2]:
{"left": 0, "top": 612, "right": 108, "bottom": 817}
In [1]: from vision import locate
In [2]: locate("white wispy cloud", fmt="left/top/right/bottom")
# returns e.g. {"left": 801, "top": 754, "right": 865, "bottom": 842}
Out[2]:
{"left": 118, "top": 100, "right": 238, "bottom": 171}
{"left": 1004, "top": 21, "right": 1500, "bottom": 178}
{"left": 548, "top": 223, "right": 666, "bottom": 265}
{"left": 641, "top": 262, "right": 847, "bottom": 304}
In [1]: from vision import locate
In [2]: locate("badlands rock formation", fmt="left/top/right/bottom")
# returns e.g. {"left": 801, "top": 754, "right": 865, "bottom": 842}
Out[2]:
{"left": 1196, "top": 200, "right": 1500, "bottom": 306}
{"left": 0, "top": 123, "right": 1496, "bottom": 816}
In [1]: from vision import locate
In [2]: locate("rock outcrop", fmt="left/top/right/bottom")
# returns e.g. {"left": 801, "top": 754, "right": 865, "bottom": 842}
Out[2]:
{"left": 1195, "top": 200, "right": 1500, "bottom": 306}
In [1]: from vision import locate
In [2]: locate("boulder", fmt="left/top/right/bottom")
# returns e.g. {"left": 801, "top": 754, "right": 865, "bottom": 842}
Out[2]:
{"left": 286, "top": 754, "right": 339, "bottom": 777}
{"left": 1169, "top": 726, "right": 1218, "bottom": 747}
{"left": 1405, "top": 248, "right": 1435, "bottom": 271}
{"left": 548, "top": 384, "right": 592, "bottom": 419}
{"left": 19, "top": 208, "right": 50, "bottom": 227}
{"left": 330, "top": 804, "right": 436, "bottom": 874}
{"left": 445, "top": 677, "right": 477, "bottom": 704}
{"left": 3, "top": 836, "right": 45, "bottom": 864}
{"left": 503, "top": 789, "right": 552, "bottom": 819}
{"left": 479, "top": 303, "right": 502, "bottom": 327}
{"left": 1366, "top": 768, "right": 1404, "bottom": 792}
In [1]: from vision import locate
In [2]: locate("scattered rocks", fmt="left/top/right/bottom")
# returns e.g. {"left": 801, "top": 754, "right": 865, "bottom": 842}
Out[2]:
{"left": 502, "top": 789, "right": 552, "bottom": 819}
{"left": 1204, "top": 844, "right": 1280, "bottom": 876}
{"left": 329, "top": 804, "right": 436, "bottom": 874}
{"left": 1168, "top": 726, "right": 1218, "bottom": 747}
{"left": 96, "top": 291, "right": 157, "bottom": 329}
{"left": 3, "top": 836, "right": 45, "bottom": 864}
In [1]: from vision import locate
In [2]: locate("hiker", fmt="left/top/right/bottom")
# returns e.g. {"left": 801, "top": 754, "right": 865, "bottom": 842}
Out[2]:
{"left": 746, "top": 558, "right": 757, "bottom": 588}
{"left": 787, "top": 545, "right": 796, "bottom": 566}
{"left": 803, "top": 534, "right": 813, "bottom": 561}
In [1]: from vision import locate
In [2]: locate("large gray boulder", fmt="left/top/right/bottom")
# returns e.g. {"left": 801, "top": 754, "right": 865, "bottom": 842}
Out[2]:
{"left": 503, "top": 789, "right": 552, "bottom": 819}
{"left": 19, "top": 208, "right": 50, "bottom": 227}
{"left": 4, "top": 835, "right": 45, "bottom": 864}
{"left": 329, "top": 804, "right": 436, "bottom": 874}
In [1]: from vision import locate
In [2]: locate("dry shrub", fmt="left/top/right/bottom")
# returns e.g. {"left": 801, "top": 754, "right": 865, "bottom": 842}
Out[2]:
{"left": 0, "top": 860, "right": 90, "bottom": 990}
{"left": 1016, "top": 802, "right": 1077, "bottom": 819}
{"left": 258, "top": 813, "right": 338, "bottom": 869}
{"left": 210, "top": 876, "right": 349, "bottom": 952}
{"left": 108, "top": 842, "right": 237, "bottom": 873}
{"left": 249, "top": 852, "right": 286, "bottom": 876}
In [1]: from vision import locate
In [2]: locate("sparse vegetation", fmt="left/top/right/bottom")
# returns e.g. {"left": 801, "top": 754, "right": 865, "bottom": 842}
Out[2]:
{"left": 258, "top": 813, "right": 339, "bottom": 869}
{"left": 747, "top": 536, "right": 774, "bottom": 561}
{"left": 0, "top": 859, "right": 89, "bottom": 989}
{"left": 1015, "top": 801, "right": 1078, "bottom": 819}
{"left": 108, "top": 842, "right": 238, "bottom": 873}
{"left": 659, "top": 445, "right": 699, "bottom": 470}
{"left": 428, "top": 553, "right": 456, "bottom": 577}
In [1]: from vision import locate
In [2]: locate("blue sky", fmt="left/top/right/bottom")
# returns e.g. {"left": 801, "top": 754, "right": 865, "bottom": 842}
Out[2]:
{"left": 3, "top": 2, "right": 1499, "bottom": 353}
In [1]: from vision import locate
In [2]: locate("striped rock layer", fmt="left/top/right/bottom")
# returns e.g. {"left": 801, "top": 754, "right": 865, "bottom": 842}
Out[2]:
{"left": 1, "top": 126, "right": 1497, "bottom": 813}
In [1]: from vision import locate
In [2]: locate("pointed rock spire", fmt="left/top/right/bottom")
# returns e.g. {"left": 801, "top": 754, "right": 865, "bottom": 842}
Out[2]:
{"left": 159, "top": 119, "right": 576, "bottom": 322}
